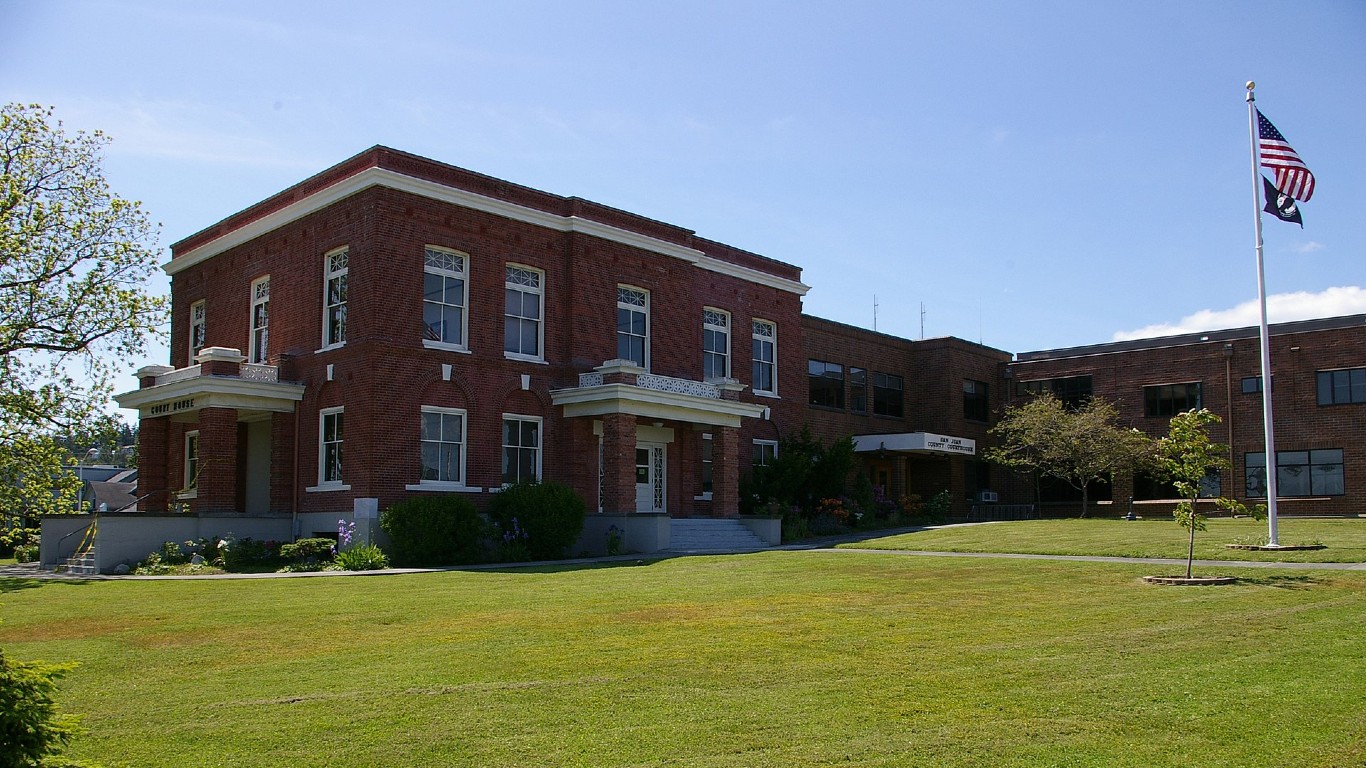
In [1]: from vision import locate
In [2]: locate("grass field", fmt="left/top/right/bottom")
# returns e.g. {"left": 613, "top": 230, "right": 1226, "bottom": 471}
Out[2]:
{"left": 842, "top": 517, "right": 1366, "bottom": 563}
{"left": 2, "top": 548, "right": 1364, "bottom": 767}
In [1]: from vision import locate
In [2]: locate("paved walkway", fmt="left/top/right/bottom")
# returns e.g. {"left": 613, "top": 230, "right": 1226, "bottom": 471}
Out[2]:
{"left": 5, "top": 536, "right": 1364, "bottom": 580}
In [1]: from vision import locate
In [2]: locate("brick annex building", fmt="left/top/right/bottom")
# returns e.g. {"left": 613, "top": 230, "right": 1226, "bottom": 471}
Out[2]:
{"left": 1004, "top": 315, "right": 1366, "bottom": 517}
{"left": 94, "top": 147, "right": 1362, "bottom": 564}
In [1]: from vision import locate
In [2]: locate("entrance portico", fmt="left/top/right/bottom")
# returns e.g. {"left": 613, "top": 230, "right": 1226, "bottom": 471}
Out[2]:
{"left": 851, "top": 431, "right": 978, "bottom": 502}
{"left": 552, "top": 359, "right": 766, "bottom": 518}
{"left": 115, "top": 347, "right": 304, "bottom": 514}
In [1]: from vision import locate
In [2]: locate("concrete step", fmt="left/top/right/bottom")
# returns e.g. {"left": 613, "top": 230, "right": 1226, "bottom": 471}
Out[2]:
{"left": 667, "top": 519, "right": 769, "bottom": 552}
{"left": 65, "top": 551, "right": 98, "bottom": 576}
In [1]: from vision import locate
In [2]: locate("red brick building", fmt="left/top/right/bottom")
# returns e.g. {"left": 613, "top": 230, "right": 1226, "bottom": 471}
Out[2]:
{"left": 105, "top": 147, "right": 1362, "bottom": 567}
{"left": 1004, "top": 315, "right": 1366, "bottom": 517}
{"left": 801, "top": 316, "right": 1011, "bottom": 513}
{"left": 117, "top": 147, "right": 808, "bottom": 552}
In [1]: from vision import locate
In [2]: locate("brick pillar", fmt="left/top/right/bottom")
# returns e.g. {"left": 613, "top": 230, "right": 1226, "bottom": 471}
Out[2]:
{"left": 713, "top": 426, "right": 740, "bottom": 518}
{"left": 194, "top": 407, "right": 240, "bottom": 514}
{"left": 601, "top": 413, "right": 637, "bottom": 515}
{"left": 138, "top": 417, "right": 171, "bottom": 513}
{"left": 891, "top": 455, "right": 908, "bottom": 501}
{"left": 270, "top": 411, "right": 296, "bottom": 514}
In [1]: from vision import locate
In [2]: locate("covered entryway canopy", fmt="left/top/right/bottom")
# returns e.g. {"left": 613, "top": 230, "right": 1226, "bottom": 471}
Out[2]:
{"left": 851, "top": 432, "right": 976, "bottom": 457}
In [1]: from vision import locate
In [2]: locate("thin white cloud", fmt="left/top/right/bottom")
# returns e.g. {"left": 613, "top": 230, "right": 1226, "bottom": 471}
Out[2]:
{"left": 1112, "top": 286, "right": 1366, "bottom": 341}
{"left": 54, "top": 97, "right": 323, "bottom": 171}
{"left": 1296, "top": 241, "right": 1325, "bottom": 254}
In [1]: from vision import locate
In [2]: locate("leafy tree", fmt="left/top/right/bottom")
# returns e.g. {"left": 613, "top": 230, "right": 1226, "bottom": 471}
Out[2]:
{"left": 986, "top": 393, "right": 1153, "bottom": 517}
{"left": 1, "top": 103, "right": 165, "bottom": 516}
{"left": 740, "top": 426, "right": 855, "bottom": 517}
{"left": 1156, "top": 409, "right": 1262, "bottom": 578}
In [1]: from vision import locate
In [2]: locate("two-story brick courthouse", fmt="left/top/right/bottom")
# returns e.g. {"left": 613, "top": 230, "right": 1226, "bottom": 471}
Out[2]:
{"left": 101, "top": 146, "right": 1362, "bottom": 564}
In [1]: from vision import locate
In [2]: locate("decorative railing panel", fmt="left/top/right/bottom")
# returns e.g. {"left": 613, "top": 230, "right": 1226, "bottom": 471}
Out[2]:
{"left": 637, "top": 374, "right": 719, "bottom": 399}
{"left": 240, "top": 363, "right": 279, "bottom": 383}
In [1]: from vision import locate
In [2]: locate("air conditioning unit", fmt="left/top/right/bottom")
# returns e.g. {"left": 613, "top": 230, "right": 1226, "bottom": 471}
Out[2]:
{"left": 977, "top": 490, "right": 999, "bottom": 503}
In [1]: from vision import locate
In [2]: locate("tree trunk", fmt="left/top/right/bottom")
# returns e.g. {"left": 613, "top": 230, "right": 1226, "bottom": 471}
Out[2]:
{"left": 1186, "top": 511, "right": 1197, "bottom": 579}
{"left": 1079, "top": 484, "right": 1089, "bottom": 519}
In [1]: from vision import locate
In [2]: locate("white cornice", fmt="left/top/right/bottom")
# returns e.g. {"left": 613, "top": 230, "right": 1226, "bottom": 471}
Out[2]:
{"left": 115, "top": 376, "right": 306, "bottom": 418}
{"left": 167, "top": 168, "right": 810, "bottom": 296}
{"left": 551, "top": 383, "right": 767, "bottom": 428}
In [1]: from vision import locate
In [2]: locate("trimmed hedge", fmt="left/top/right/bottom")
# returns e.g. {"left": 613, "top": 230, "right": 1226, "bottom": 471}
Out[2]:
{"left": 486, "top": 481, "right": 586, "bottom": 561}
{"left": 380, "top": 495, "right": 489, "bottom": 567}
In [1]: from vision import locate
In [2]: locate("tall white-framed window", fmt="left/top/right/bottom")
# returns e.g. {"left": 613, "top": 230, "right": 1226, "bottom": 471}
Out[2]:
{"left": 697, "top": 432, "right": 713, "bottom": 499}
{"left": 617, "top": 285, "right": 649, "bottom": 369}
{"left": 189, "top": 299, "right": 206, "bottom": 361}
{"left": 249, "top": 276, "right": 270, "bottom": 364}
{"left": 752, "top": 319, "right": 777, "bottom": 395}
{"left": 419, "top": 406, "right": 466, "bottom": 485}
{"left": 319, "top": 407, "right": 344, "bottom": 486}
{"left": 753, "top": 439, "right": 778, "bottom": 467}
{"left": 423, "top": 246, "right": 468, "bottom": 350}
{"left": 182, "top": 431, "right": 200, "bottom": 497}
{"left": 703, "top": 307, "right": 730, "bottom": 380}
{"left": 502, "top": 414, "right": 542, "bottom": 485}
{"left": 322, "top": 247, "right": 349, "bottom": 349}
{"left": 504, "top": 264, "right": 543, "bottom": 361}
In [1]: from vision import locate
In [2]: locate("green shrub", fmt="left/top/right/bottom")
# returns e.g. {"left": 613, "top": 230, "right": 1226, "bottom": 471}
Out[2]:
{"left": 220, "top": 537, "right": 281, "bottom": 572}
{"left": 335, "top": 544, "right": 389, "bottom": 571}
{"left": 12, "top": 545, "right": 38, "bottom": 564}
{"left": 486, "top": 481, "right": 586, "bottom": 561}
{"left": 925, "top": 490, "right": 952, "bottom": 520}
{"left": 0, "top": 649, "right": 81, "bottom": 768}
{"left": 279, "top": 538, "right": 336, "bottom": 564}
{"left": 380, "top": 496, "right": 489, "bottom": 567}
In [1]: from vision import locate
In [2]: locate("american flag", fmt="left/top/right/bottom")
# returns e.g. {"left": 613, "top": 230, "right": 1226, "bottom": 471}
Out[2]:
{"left": 1257, "top": 109, "right": 1315, "bottom": 202}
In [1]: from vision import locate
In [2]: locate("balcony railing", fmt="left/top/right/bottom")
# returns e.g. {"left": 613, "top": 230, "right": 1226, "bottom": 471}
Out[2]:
{"left": 576, "top": 371, "right": 719, "bottom": 399}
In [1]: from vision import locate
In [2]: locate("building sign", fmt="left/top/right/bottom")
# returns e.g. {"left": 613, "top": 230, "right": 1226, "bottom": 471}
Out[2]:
{"left": 851, "top": 432, "right": 977, "bottom": 456}
{"left": 917, "top": 433, "right": 975, "bottom": 455}
{"left": 148, "top": 397, "right": 196, "bottom": 417}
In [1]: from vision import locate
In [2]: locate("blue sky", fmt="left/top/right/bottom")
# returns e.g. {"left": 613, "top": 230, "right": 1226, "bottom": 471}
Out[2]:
{"left": 3, "top": 1, "right": 1363, "bottom": 401}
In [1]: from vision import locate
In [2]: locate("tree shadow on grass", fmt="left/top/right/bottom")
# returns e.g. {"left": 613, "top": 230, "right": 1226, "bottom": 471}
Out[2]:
{"left": 1232, "top": 574, "right": 1321, "bottom": 590}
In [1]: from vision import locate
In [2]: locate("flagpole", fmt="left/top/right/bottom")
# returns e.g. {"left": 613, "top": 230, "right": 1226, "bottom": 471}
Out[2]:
{"left": 1246, "top": 81, "right": 1281, "bottom": 546}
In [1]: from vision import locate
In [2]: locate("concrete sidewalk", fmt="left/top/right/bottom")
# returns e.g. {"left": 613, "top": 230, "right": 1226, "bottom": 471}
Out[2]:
{"left": 4, "top": 539, "right": 1364, "bottom": 580}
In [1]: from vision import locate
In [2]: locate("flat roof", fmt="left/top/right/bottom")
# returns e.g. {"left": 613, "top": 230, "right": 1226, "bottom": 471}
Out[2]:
{"left": 1014, "top": 314, "right": 1366, "bottom": 363}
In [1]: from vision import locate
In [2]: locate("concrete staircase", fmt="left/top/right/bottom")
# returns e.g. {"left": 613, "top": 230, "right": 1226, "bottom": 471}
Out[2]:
{"left": 64, "top": 548, "right": 98, "bottom": 576}
{"left": 667, "top": 519, "right": 769, "bottom": 552}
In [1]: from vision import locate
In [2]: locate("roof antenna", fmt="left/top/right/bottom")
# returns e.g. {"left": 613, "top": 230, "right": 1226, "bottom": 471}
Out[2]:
{"left": 873, "top": 294, "right": 879, "bottom": 332}
{"left": 920, "top": 302, "right": 926, "bottom": 340}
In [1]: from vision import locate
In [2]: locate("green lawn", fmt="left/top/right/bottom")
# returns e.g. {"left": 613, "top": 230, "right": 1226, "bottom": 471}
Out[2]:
{"left": 841, "top": 517, "right": 1366, "bottom": 563}
{"left": 2, "top": 552, "right": 1364, "bottom": 767}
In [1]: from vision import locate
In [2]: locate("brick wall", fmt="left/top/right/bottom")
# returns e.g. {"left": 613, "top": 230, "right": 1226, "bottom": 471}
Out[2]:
{"left": 1008, "top": 319, "right": 1366, "bottom": 516}
{"left": 160, "top": 168, "right": 806, "bottom": 519}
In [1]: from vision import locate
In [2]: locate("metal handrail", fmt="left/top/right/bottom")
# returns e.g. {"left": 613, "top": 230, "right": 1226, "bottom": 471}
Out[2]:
{"left": 56, "top": 515, "right": 98, "bottom": 561}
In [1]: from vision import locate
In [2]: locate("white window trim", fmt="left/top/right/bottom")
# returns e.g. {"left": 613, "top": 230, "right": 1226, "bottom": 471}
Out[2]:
{"left": 412, "top": 405, "right": 472, "bottom": 490}
{"left": 703, "top": 306, "right": 731, "bottom": 381}
{"left": 319, "top": 246, "right": 349, "bottom": 352}
{"left": 753, "top": 439, "right": 779, "bottom": 467}
{"left": 422, "top": 246, "right": 470, "bottom": 352}
{"left": 309, "top": 406, "right": 347, "bottom": 491}
{"left": 617, "top": 284, "right": 650, "bottom": 371}
{"left": 179, "top": 430, "right": 199, "bottom": 499}
{"left": 249, "top": 275, "right": 270, "bottom": 364}
{"left": 751, "top": 318, "right": 778, "bottom": 396}
{"left": 501, "top": 413, "right": 543, "bottom": 486}
{"left": 188, "top": 299, "right": 206, "bottom": 362}
{"left": 503, "top": 263, "right": 545, "bottom": 363}
{"left": 695, "top": 432, "right": 713, "bottom": 500}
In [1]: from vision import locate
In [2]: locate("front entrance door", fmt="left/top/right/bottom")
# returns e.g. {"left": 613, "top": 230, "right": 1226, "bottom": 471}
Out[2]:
{"left": 635, "top": 443, "right": 666, "bottom": 513}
